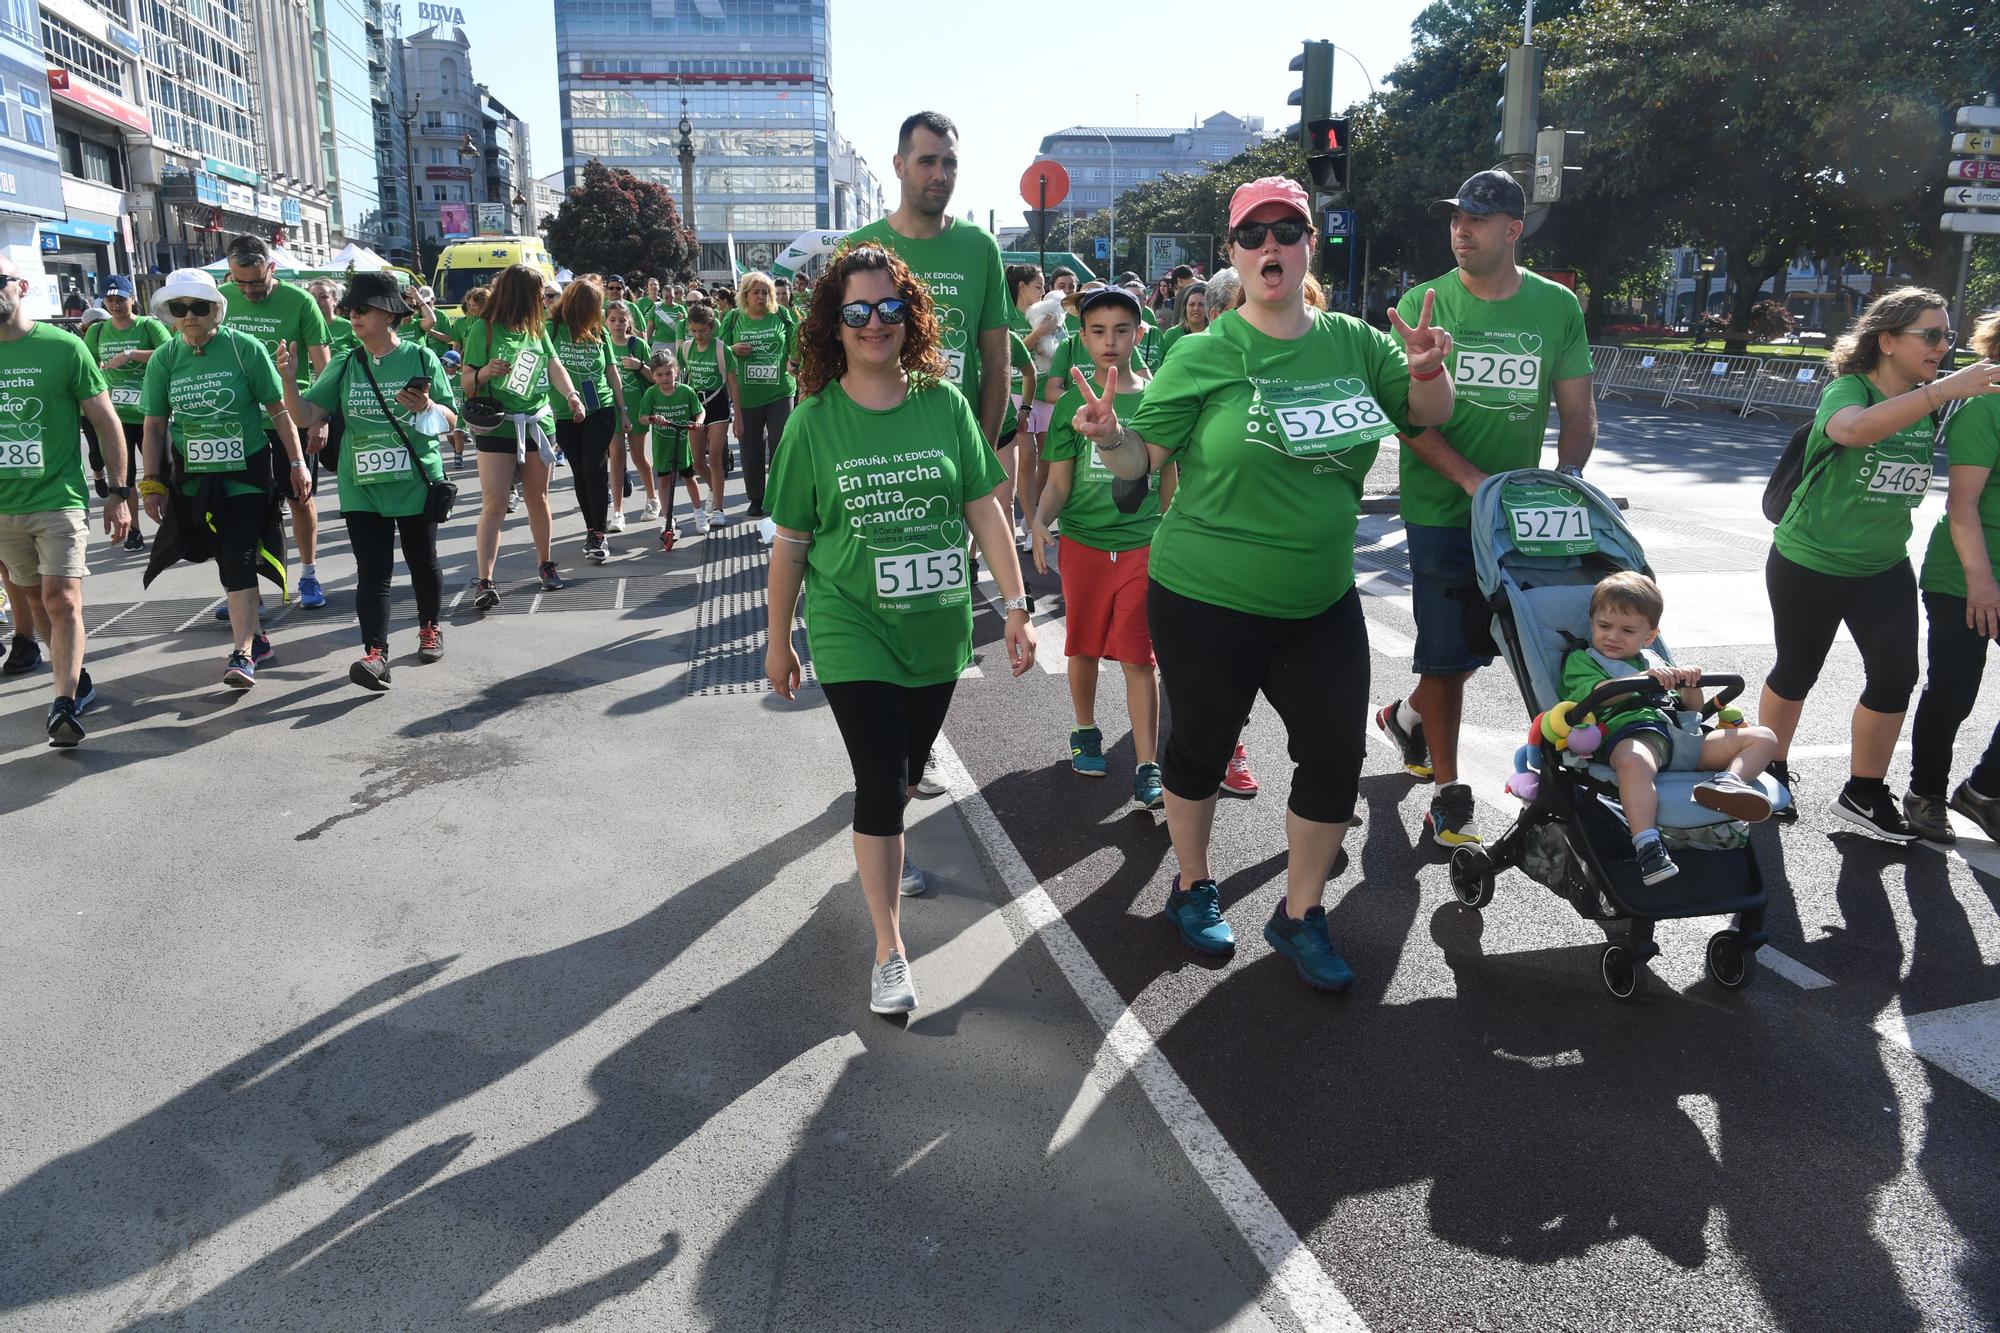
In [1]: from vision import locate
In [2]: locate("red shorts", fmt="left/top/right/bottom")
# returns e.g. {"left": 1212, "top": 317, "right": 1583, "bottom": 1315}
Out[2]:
{"left": 1059, "top": 536, "right": 1154, "bottom": 665}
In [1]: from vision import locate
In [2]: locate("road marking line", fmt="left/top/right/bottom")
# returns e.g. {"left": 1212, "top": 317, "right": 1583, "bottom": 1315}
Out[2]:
{"left": 177, "top": 602, "right": 224, "bottom": 632}
{"left": 1874, "top": 998, "right": 2000, "bottom": 1104}
{"left": 932, "top": 736, "right": 1369, "bottom": 1332}
{"left": 613, "top": 578, "right": 626, "bottom": 611}
{"left": 528, "top": 592, "right": 544, "bottom": 615}
{"left": 1757, "top": 946, "right": 1834, "bottom": 990}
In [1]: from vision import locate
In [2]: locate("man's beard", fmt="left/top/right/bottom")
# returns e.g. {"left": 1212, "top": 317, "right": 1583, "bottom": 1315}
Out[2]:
{"left": 0, "top": 290, "right": 18, "bottom": 322}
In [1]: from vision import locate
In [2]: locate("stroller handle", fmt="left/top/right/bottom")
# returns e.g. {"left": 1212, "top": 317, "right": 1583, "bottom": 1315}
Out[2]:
{"left": 1573, "top": 673, "right": 1745, "bottom": 725}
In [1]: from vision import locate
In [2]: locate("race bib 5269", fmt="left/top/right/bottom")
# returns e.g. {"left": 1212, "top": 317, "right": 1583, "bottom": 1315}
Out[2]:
{"left": 1454, "top": 351, "right": 1541, "bottom": 393}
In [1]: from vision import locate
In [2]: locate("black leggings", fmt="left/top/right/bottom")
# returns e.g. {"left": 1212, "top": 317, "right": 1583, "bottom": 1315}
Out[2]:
{"left": 1148, "top": 580, "right": 1369, "bottom": 823}
{"left": 213, "top": 492, "right": 271, "bottom": 593}
{"left": 1765, "top": 547, "right": 1919, "bottom": 712}
{"left": 1910, "top": 590, "right": 2000, "bottom": 796}
{"left": 344, "top": 510, "right": 442, "bottom": 649}
{"left": 821, "top": 678, "right": 956, "bottom": 836}
{"left": 84, "top": 419, "right": 142, "bottom": 480}
{"left": 557, "top": 407, "right": 617, "bottom": 532}
{"left": 739, "top": 398, "right": 792, "bottom": 507}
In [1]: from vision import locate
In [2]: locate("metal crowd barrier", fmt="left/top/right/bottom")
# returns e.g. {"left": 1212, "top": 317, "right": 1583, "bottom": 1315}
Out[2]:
{"left": 1589, "top": 344, "right": 1833, "bottom": 420}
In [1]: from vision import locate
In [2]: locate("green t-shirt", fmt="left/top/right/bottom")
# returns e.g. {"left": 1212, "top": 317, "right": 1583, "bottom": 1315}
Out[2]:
{"left": 0, "top": 323, "right": 108, "bottom": 515}
{"left": 304, "top": 341, "right": 450, "bottom": 518}
{"left": 1043, "top": 378, "right": 1162, "bottom": 552}
{"left": 1560, "top": 646, "right": 1671, "bottom": 738}
{"left": 1135, "top": 324, "right": 1165, "bottom": 373}
{"left": 1045, "top": 332, "right": 1144, "bottom": 400}
{"left": 462, "top": 320, "right": 559, "bottom": 437}
{"left": 1395, "top": 268, "right": 1592, "bottom": 529}
{"left": 422, "top": 308, "right": 456, "bottom": 349}
{"left": 1001, "top": 332, "right": 1034, "bottom": 437}
{"left": 140, "top": 327, "right": 283, "bottom": 499}
{"left": 326, "top": 315, "right": 355, "bottom": 358}
{"left": 730, "top": 310, "right": 796, "bottom": 408}
{"left": 84, "top": 316, "right": 170, "bottom": 425}
{"left": 648, "top": 301, "right": 688, "bottom": 347}
{"left": 551, "top": 325, "right": 618, "bottom": 416}
{"left": 220, "top": 280, "right": 328, "bottom": 388}
{"left": 1158, "top": 324, "right": 1196, "bottom": 364}
{"left": 611, "top": 334, "right": 652, "bottom": 401}
{"left": 1128, "top": 309, "right": 1414, "bottom": 619}
{"left": 844, "top": 216, "right": 1009, "bottom": 402}
{"left": 1140, "top": 306, "right": 1159, "bottom": 328}
{"left": 767, "top": 378, "right": 1005, "bottom": 686}
{"left": 1919, "top": 396, "right": 2000, "bottom": 598}
{"left": 676, "top": 335, "right": 733, "bottom": 399}
{"left": 638, "top": 382, "right": 703, "bottom": 473}
{"left": 1777, "top": 374, "right": 1933, "bottom": 577}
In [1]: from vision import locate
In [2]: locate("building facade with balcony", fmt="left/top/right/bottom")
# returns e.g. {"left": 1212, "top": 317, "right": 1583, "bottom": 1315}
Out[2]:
{"left": 310, "top": 0, "right": 378, "bottom": 247}
{"left": 0, "top": 0, "right": 67, "bottom": 312}
{"left": 1034, "top": 112, "right": 1266, "bottom": 223}
{"left": 478, "top": 86, "right": 532, "bottom": 237}
{"left": 364, "top": 0, "right": 407, "bottom": 263}
{"left": 401, "top": 24, "right": 484, "bottom": 248}
{"left": 553, "top": 0, "right": 880, "bottom": 278}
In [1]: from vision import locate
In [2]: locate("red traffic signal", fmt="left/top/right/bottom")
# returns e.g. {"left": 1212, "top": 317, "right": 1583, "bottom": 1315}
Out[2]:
{"left": 1306, "top": 117, "right": 1350, "bottom": 192}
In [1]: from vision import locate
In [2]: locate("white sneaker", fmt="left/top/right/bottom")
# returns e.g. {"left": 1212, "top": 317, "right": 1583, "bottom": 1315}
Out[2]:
{"left": 606, "top": 511, "right": 627, "bottom": 533}
{"left": 709, "top": 506, "right": 728, "bottom": 527}
{"left": 869, "top": 950, "right": 917, "bottom": 1014}
{"left": 694, "top": 511, "right": 711, "bottom": 535}
{"left": 899, "top": 855, "right": 927, "bottom": 897}
{"left": 642, "top": 499, "right": 661, "bottom": 522}
{"left": 506, "top": 487, "right": 520, "bottom": 514}
{"left": 915, "top": 748, "right": 947, "bottom": 797}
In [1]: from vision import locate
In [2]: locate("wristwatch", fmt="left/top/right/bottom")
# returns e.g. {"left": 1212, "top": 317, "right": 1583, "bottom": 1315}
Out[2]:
{"left": 104, "top": 484, "right": 132, "bottom": 500}
{"left": 1002, "top": 595, "right": 1031, "bottom": 614}
{"left": 1557, "top": 463, "right": 1584, "bottom": 479}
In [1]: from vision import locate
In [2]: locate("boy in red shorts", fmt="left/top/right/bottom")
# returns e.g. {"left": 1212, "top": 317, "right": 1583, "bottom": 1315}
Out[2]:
{"left": 1030, "top": 286, "right": 1176, "bottom": 809}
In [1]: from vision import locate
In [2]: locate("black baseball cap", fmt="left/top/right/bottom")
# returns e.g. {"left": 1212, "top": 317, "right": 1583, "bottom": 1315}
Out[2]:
{"left": 1078, "top": 287, "right": 1142, "bottom": 320}
{"left": 1432, "top": 169, "right": 1526, "bottom": 219}
{"left": 605, "top": 273, "right": 627, "bottom": 286}
{"left": 339, "top": 271, "right": 411, "bottom": 316}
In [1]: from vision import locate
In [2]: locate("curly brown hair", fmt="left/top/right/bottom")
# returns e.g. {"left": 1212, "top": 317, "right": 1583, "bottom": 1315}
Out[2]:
{"left": 1828, "top": 286, "right": 1946, "bottom": 378}
{"left": 795, "top": 243, "right": 948, "bottom": 397}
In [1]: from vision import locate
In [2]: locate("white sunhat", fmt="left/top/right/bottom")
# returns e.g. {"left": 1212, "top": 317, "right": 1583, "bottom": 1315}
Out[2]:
{"left": 152, "top": 267, "right": 228, "bottom": 320}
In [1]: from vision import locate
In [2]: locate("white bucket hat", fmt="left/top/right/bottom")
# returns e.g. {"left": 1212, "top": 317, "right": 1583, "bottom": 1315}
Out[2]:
{"left": 152, "top": 268, "right": 227, "bottom": 320}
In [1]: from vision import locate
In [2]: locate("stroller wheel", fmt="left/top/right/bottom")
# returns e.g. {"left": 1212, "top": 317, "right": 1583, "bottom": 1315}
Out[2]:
{"left": 1600, "top": 943, "right": 1643, "bottom": 1001}
{"left": 1705, "top": 931, "right": 1754, "bottom": 989}
{"left": 1448, "top": 845, "right": 1496, "bottom": 910}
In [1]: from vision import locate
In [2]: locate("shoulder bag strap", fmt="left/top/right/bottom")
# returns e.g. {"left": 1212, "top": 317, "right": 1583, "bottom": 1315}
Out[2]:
{"left": 353, "top": 345, "right": 424, "bottom": 474}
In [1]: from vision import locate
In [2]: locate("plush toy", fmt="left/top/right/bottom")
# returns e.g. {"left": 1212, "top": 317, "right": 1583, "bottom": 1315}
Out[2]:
{"left": 1505, "top": 743, "right": 1541, "bottom": 801}
{"left": 1717, "top": 706, "right": 1745, "bottom": 728}
{"left": 1567, "top": 724, "right": 1603, "bottom": 758}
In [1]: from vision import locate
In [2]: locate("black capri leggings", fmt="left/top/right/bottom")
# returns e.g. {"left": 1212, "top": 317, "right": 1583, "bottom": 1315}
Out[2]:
{"left": 1765, "top": 547, "right": 1919, "bottom": 713}
{"left": 1148, "top": 580, "right": 1370, "bottom": 824}
{"left": 557, "top": 406, "right": 618, "bottom": 532}
{"left": 821, "top": 678, "right": 957, "bottom": 836}
{"left": 213, "top": 492, "right": 271, "bottom": 593}
{"left": 1910, "top": 590, "right": 2000, "bottom": 797}
{"left": 84, "top": 419, "right": 142, "bottom": 480}
{"left": 739, "top": 397, "right": 793, "bottom": 508}
{"left": 345, "top": 510, "right": 443, "bottom": 649}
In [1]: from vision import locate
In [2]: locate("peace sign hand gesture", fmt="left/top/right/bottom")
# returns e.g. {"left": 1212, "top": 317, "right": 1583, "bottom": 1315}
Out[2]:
{"left": 1069, "top": 366, "right": 1121, "bottom": 445}
{"left": 1388, "top": 288, "right": 1453, "bottom": 379}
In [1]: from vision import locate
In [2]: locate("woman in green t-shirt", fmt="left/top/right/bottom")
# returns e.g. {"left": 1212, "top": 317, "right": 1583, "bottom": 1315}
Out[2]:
{"left": 282, "top": 272, "right": 454, "bottom": 689}
{"left": 1071, "top": 177, "right": 1456, "bottom": 992}
{"left": 549, "top": 280, "right": 630, "bottom": 564}
{"left": 1760, "top": 287, "right": 2000, "bottom": 842}
{"left": 605, "top": 299, "right": 661, "bottom": 527}
{"left": 727, "top": 272, "right": 799, "bottom": 518}
{"left": 1157, "top": 283, "right": 1209, "bottom": 366}
{"left": 678, "top": 302, "right": 737, "bottom": 527}
{"left": 459, "top": 264, "right": 588, "bottom": 608}
{"left": 138, "top": 267, "right": 310, "bottom": 690}
{"left": 82, "top": 279, "right": 169, "bottom": 551}
{"left": 1907, "top": 308, "right": 2000, "bottom": 842}
{"left": 764, "top": 243, "right": 1037, "bottom": 1016}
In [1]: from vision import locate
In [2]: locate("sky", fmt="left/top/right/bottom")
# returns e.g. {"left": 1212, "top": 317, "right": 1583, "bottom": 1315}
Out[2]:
{"left": 451, "top": 0, "right": 1435, "bottom": 231}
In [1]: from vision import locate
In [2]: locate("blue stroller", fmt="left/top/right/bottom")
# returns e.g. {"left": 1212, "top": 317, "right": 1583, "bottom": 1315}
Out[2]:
{"left": 1443, "top": 469, "right": 1791, "bottom": 999}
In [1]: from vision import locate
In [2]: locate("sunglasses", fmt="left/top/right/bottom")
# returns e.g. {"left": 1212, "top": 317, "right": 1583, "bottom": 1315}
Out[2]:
{"left": 1231, "top": 219, "right": 1308, "bottom": 248}
{"left": 1899, "top": 326, "right": 1957, "bottom": 349}
{"left": 166, "top": 299, "right": 215, "bottom": 318}
{"left": 839, "top": 298, "right": 909, "bottom": 328}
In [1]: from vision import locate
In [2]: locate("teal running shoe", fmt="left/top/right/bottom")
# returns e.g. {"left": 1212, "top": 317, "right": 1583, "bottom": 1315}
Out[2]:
{"left": 1133, "top": 762, "right": 1165, "bottom": 810}
{"left": 1069, "top": 726, "right": 1107, "bottom": 777}
{"left": 1165, "top": 875, "right": 1235, "bottom": 955}
{"left": 1263, "top": 901, "right": 1354, "bottom": 991}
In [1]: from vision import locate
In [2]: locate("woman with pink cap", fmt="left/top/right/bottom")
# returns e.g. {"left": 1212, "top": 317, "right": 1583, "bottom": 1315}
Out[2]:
{"left": 1070, "top": 175, "right": 1456, "bottom": 991}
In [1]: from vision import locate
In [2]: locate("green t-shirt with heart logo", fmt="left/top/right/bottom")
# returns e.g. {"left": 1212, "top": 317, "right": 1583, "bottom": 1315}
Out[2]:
{"left": 0, "top": 323, "right": 109, "bottom": 515}
{"left": 1395, "top": 267, "right": 1592, "bottom": 529}
{"left": 461, "top": 320, "right": 559, "bottom": 438}
{"left": 727, "top": 311, "right": 796, "bottom": 409}
{"left": 1128, "top": 308, "right": 1415, "bottom": 619}
{"left": 1779, "top": 373, "right": 1937, "bottom": 577}
{"left": 220, "top": 280, "right": 329, "bottom": 388}
{"left": 140, "top": 327, "right": 284, "bottom": 499}
{"left": 675, "top": 335, "right": 733, "bottom": 399}
{"left": 844, "top": 216, "right": 1010, "bottom": 405}
{"left": 1043, "top": 377, "right": 1162, "bottom": 552}
{"left": 637, "top": 382, "right": 702, "bottom": 473}
{"left": 551, "top": 325, "right": 618, "bottom": 416}
{"left": 767, "top": 377, "right": 1005, "bottom": 686}
{"left": 1920, "top": 396, "right": 2000, "bottom": 598}
{"left": 84, "top": 317, "right": 171, "bottom": 424}
{"left": 304, "top": 341, "right": 451, "bottom": 518}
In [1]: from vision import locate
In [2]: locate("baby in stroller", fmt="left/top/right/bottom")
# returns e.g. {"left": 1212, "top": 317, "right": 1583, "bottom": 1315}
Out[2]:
{"left": 1562, "top": 571, "right": 1781, "bottom": 885}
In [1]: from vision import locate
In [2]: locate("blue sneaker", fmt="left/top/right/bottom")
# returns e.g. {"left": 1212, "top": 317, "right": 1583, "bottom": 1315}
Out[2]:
{"left": 1133, "top": 762, "right": 1165, "bottom": 810}
{"left": 222, "top": 650, "right": 255, "bottom": 690}
{"left": 72, "top": 667, "right": 95, "bottom": 713}
{"left": 214, "top": 598, "right": 265, "bottom": 622}
{"left": 1070, "top": 726, "right": 1107, "bottom": 777}
{"left": 1165, "top": 875, "right": 1235, "bottom": 955}
{"left": 251, "top": 633, "right": 275, "bottom": 666}
{"left": 1263, "top": 901, "right": 1354, "bottom": 992}
{"left": 297, "top": 575, "right": 326, "bottom": 609}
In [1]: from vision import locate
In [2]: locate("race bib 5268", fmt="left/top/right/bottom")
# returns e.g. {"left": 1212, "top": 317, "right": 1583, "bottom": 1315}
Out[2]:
{"left": 1273, "top": 395, "right": 1390, "bottom": 450}
{"left": 0, "top": 438, "right": 45, "bottom": 477}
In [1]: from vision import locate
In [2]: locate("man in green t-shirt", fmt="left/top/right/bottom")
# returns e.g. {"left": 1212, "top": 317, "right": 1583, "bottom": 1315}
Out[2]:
{"left": 845, "top": 111, "right": 1012, "bottom": 449}
{"left": 222, "top": 233, "right": 331, "bottom": 608}
{"left": 0, "top": 254, "right": 129, "bottom": 746}
{"left": 1379, "top": 170, "right": 1596, "bottom": 849}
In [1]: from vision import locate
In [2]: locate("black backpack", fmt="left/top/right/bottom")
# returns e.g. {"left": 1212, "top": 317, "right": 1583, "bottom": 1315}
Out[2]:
{"left": 1763, "top": 378, "right": 1881, "bottom": 525}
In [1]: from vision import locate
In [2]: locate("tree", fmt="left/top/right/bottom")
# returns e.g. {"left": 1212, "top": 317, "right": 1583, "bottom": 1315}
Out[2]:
{"left": 542, "top": 160, "right": 699, "bottom": 282}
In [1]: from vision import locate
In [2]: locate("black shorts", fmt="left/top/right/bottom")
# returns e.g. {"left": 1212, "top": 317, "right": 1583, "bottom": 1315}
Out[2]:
{"left": 997, "top": 427, "right": 1017, "bottom": 450}
{"left": 265, "top": 430, "right": 317, "bottom": 485}
{"left": 700, "top": 389, "right": 730, "bottom": 423}
{"left": 83, "top": 418, "right": 143, "bottom": 474}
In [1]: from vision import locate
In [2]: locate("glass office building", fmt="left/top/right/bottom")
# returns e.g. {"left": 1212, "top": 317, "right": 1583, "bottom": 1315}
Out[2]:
{"left": 312, "top": 0, "right": 380, "bottom": 242}
{"left": 555, "top": 0, "right": 876, "bottom": 276}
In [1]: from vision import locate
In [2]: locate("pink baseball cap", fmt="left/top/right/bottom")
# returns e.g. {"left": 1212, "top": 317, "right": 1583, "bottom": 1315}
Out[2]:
{"left": 1228, "top": 176, "right": 1312, "bottom": 229}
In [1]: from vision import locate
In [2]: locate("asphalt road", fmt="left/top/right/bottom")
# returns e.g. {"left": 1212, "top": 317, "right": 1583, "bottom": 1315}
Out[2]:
{"left": 2, "top": 398, "right": 1996, "bottom": 1330}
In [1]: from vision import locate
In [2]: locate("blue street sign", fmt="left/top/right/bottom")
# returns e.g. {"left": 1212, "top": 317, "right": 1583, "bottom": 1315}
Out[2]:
{"left": 1095, "top": 237, "right": 1110, "bottom": 259}
{"left": 1324, "top": 208, "right": 1356, "bottom": 238}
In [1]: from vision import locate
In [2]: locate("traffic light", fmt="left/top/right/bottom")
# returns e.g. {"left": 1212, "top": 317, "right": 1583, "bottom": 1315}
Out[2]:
{"left": 1532, "top": 128, "right": 1586, "bottom": 203}
{"left": 1288, "top": 40, "right": 1333, "bottom": 145}
{"left": 1306, "top": 117, "right": 1350, "bottom": 192}
{"left": 1494, "top": 44, "right": 1541, "bottom": 159}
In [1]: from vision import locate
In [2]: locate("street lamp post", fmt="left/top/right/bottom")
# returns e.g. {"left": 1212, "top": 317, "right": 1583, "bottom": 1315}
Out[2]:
{"left": 1694, "top": 252, "right": 1718, "bottom": 336}
{"left": 399, "top": 93, "right": 422, "bottom": 269}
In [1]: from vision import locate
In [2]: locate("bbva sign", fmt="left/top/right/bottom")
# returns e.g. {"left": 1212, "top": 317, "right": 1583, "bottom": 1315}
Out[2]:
{"left": 417, "top": 2, "right": 468, "bottom": 23}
